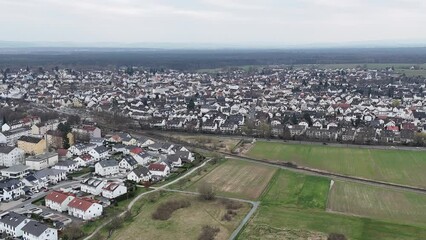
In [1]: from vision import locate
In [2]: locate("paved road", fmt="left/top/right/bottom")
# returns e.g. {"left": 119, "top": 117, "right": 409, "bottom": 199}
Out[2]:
{"left": 0, "top": 180, "right": 81, "bottom": 212}
{"left": 83, "top": 158, "right": 212, "bottom": 240}
{"left": 155, "top": 188, "right": 259, "bottom": 240}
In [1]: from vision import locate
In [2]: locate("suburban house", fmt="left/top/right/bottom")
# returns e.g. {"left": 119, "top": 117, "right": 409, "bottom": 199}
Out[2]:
{"left": 73, "top": 154, "right": 94, "bottom": 167}
{"left": 52, "top": 160, "right": 78, "bottom": 172}
{"left": 67, "top": 143, "right": 96, "bottom": 156}
{"left": 0, "top": 179, "right": 24, "bottom": 201}
{"left": 17, "top": 136, "right": 46, "bottom": 155}
{"left": 0, "top": 212, "right": 30, "bottom": 238}
{"left": 0, "top": 146, "right": 25, "bottom": 167}
{"left": 73, "top": 125, "right": 102, "bottom": 138}
{"left": 165, "top": 154, "right": 183, "bottom": 168}
{"left": 33, "top": 168, "right": 67, "bottom": 184}
{"left": 25, "top": 152, "right": 59, "bottom": 170}
{"left": 67, "top": 197, "right": 103, "bottom": 220}
{"left": 148, "top": 163, "right": 170, "bottom": 177}
{"left": 22, "top": 220, "right": 58, "bottom": 240}
{"left": 119, "top": 155, "right": 139, "bottom": 171}
{"left": 133, "top": 152, "right": 152, "bottom": 166}
{"left": 80, "top": 178, "right": 107, "bottom": 195}
{"left": 22, "top": 175, "right": 46, "bottom": 192}
{"left": 95, "top": 160, "right": 119, "bottom": 176}
{"left": 101, "top": 182, "right": 127, "bottom": 199}
{"left": 0, "top": 165, "right": 30, "bottom": 178}
{"left": 137, "top": 137, "right": 155, "bottom": 147}
{"left": 127, "top": 166, "right": 151, "bottom": 183}
{"left": 88, "top": 145, "right": 109, "bottom": 161}
{"left": 45, "top": 190, "right": 76, "bottom": 212}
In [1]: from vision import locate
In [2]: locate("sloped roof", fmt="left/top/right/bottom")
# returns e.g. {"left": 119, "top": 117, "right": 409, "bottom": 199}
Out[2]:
{"left": 45, "top": 190, "right": 75, "bottom": 204}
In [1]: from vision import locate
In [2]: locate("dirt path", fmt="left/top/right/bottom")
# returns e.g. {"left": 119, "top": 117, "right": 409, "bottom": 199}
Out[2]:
{"left": 83, "top": 158, "right": 212, "bottom": 240}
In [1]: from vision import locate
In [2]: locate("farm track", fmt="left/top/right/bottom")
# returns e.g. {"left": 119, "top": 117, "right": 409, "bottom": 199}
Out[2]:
{"left": 141, "top": 131, "right": 426, "bottom": 195}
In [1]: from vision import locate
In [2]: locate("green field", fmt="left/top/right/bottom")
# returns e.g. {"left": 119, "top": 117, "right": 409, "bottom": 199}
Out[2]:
{"left": 239, "top": 206, "right": 426, "bottom": 240}
{"left": 328, "top": 181, "right": 426, "bottom": 226}
{"left": 240, "top": 169, "right": 426, "bottom": 240}
{"left": 261, "top": 169, "right": 330, "bottom": 209}
{"left": 294, "top": 63, "right": 426, "bottom": 77}
{"left": 247, "top": 142, "right": 426, "bottom": 188}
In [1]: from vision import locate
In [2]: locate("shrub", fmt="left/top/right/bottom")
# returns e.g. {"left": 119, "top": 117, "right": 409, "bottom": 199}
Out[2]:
{"left": 198, "top": 225, "right": 220, "bottom": 240}
{"left": 222, "top": 209, "right": 237, "bottom": 221}
{"left": 328, "top": 233, "right": 347, "bottom": 240}
{"left": 147, "top": 191, "right": 161, "bottom": 203}
{"left": 221, "top": 199, "right": 243, "bottom": 210}
{"left": 152, "top": 200, "right": 191, "bottom": 220}
{"left": 198, "top": 182, "right": 216, "bottom": 201}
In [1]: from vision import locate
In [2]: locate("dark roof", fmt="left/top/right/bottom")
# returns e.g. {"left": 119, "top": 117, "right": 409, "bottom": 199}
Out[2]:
{"left": 18, "top": 136, "right": 43, "bottom": 144}
{"left": 97, "top": 159, "right": 118, "bottom": 168}
{"left": 0, "top": 212, "right": 27, "bottom": 228}
{"left": 93, "top": 145, "right": 109, "bottom": 154}
{"left": 22, "top": 221, "right": 48, "bottom": 237}
{"left": 122, "top": 156, "right": 138, "bottom": 166}
{"left": 55, "top": 160, "right": 76, "bottom": 167}
{"left": 0, "top": 146, "right": 16, "bottom": 154}
{"left": 132, "top": 166, "right": 150, "bottom": 176}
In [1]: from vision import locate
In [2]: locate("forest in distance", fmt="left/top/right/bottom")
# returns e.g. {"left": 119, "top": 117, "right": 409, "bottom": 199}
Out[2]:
{"left": 1, "top": 47, "right": 426, "bottom": 70}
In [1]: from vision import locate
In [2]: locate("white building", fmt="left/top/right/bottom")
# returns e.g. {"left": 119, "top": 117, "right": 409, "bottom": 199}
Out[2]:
{"left": 0, "top": 146, "right": 25, "bottom": 167}
{"left": 148, "top": 163, "right": 170, "bottom": 177}
{"left": 22, "top": 220, "right": 58, "bottom": 240}
{"left": 80, "top": 178, "right": 107, "bottom": 195}
{"left": 88, "top": 145, "right": 109, "bottom": 161}
{"left": 67, "top": 197, "right": 103, "bottom": 220}
{"left": 52, "top": 160, "right": 78, "bottom": 173}
{"left": 101, "top": 182, "right": 127, "bottom": 199}
{"left": 0, "top": 179, "right": 24, "bottom": 202}
{"left": 127, "top": 167, "right": 151, "bottom": 183}
{"left": 45, "top": 190, "right": 76, "bottom": 212}
{"left": 119, "top": 156, "right": 138, "bottom": 171}
{"left": 0, "top": 164, "right": 30, "bottom": 178}
{"left": 67, "top": 143, "right": 96, "bottom": 157}
{"left": 25, "top": 152, "right": 59, "bottom": 170}
{"left": 95, "top": 160, "right": 119, "bottom": 176}
{"left": 0, "top": 212, "right": 30, "bottom": 238}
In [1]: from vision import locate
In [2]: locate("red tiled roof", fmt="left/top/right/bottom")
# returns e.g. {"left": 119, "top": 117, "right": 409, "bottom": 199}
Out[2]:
{"left": 130, "top": 147, "right": 143, "bottom": 154}
{"left": 45, "top": 190, "right": 75, "bottom": 204}
{"left": 387, "top": 126, "right": 399, "bottom": 131}
{"left": 82, "top": 126, "right": 97, "bottom": 132}
{"left": 148, "top": 163, "right": 166, "bottom": 171}
{"left": 67, "top": 197, "right": 98, "bottom": 211}
{"left": 102, "top": 182, "right": 119, "bottom": 191}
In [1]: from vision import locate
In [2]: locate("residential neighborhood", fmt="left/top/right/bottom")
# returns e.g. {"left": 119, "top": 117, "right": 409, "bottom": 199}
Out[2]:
{"left": 0, "top": 105, "right": 197, "bottom": 239}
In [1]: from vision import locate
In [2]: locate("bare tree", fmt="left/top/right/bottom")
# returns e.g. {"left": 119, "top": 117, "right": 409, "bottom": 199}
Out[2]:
{"left": 198, "top": 181, "right": 216, "bottom": 201}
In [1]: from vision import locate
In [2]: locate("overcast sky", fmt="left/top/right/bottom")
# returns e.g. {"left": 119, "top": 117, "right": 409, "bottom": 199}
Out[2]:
{"left": 1, "top": 0, "right": 425, "bottom": 46}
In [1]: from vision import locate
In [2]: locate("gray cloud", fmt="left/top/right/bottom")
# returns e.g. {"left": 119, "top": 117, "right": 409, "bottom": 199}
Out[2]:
{"left": 0, "top": 0, "right": 424, "bottom": 46}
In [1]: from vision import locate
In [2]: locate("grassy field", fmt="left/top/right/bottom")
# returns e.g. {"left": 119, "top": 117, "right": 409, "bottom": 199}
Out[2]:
{"left": 247, "top": 141, "right": 426, "bottom": 188}
{"left": 293, "top": 63, "right": 426, "bottom": 77}
{"left": 239, "top": 206, "right": 426, "bottom": 240}
{"left": 112, "top": 193, "right": 250, "bottom": 240}
{"left": 185, "top": 159, "right": 277, "bottom": 200}
{"left": 240, "top": 169, "right": 426, "bottom": 240}
{"left": 327, "top": 181, "right": 426, "bottom": 226}
{"left": 261, "top": 169, "right": 330, "bottom": 209}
